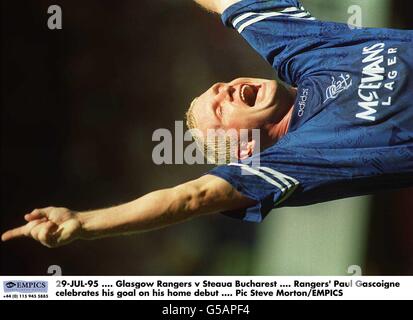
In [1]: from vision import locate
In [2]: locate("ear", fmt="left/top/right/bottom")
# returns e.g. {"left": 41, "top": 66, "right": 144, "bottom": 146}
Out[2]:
{"left": 238, "top": 139, "right": 256, "bottom": 160}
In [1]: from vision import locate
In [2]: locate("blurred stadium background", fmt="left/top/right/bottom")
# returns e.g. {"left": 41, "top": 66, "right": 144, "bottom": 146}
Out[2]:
{"left": 1, "top": 0, "right": 412, "bottom": 275}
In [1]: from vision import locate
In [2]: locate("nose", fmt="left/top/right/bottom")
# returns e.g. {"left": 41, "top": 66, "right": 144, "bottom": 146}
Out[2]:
{"left": 216, "top": 83, "right": 234, "bottom": 99}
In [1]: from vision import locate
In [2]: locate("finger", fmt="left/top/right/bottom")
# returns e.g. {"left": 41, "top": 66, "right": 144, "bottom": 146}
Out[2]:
{"left": 37, "top": 221, "right": 58, "bottom": 247}
{"left": 1, "top": 219, "right": 47, "bottom": 242}
{"left": 1, "top": 226, "right": 26, "bottom": 242}
{"left": 30, "top": 222, "right": 48, "bottom": 241}
{"left": 24, "top": 218, "right": 47, "bottom": 240}
{"left": 22, "top": 218, "right": 48, "bottom": 238}
{"left": 24, "top": 209, "right": 47, "bottom": 222}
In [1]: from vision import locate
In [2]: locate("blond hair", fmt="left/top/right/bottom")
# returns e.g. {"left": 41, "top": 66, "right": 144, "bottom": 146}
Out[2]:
{"left": 185, "top": 98, "right": 237, "bottom": 164}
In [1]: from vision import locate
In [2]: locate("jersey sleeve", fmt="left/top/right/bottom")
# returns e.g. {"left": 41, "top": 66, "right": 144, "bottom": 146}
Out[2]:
{"left": 221, "top": 0, "right": 352, "bottom": 86}
{"left": 209, "top": 164, "right": 299, "bottom": 223}
{"left": 208, "top": 147, "right": 303, "bottom": 223}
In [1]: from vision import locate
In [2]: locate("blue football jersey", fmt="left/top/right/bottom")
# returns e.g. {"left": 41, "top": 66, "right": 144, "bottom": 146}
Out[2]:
{"left": 209, "top": 0, "right": 413, "bottom": 222}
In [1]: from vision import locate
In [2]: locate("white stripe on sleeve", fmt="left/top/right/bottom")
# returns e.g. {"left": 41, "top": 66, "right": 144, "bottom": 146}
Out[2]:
{"left": 229, "top": 163, "right": 288, "bottom": 192}
{"left": 233, "top": 12, "right": 258, "bottom": 29}
{"left": 234, "top": 6, "right": 314, "bottom": 33}
{"left": 228, "top": 163, "right": 300, "bottom": 206}
{"left": 257, "top": 166, "right": 299, "bottom": 186}
{"left": 232, "top": 6, "right": 298, "bottom": 29}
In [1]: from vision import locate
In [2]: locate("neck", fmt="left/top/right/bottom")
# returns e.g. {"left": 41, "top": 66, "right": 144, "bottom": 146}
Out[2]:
{"left": 268, "top": 106, "right": 294, "bottom": 140}
{"left": 266, "top": 87, "right": 296, "bottom": 143}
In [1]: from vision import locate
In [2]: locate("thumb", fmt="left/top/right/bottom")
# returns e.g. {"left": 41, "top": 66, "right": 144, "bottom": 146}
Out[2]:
{"left": 24, "top": 208, "right": 51, "bottom": 222}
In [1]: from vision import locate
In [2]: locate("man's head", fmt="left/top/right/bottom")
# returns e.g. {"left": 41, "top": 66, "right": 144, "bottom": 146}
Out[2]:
{"left": 186, "top": 77, "right": 295, "bottom": 164}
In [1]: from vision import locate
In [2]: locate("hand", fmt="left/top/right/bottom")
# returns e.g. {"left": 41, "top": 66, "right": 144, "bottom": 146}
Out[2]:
{"left": 1, "top": 207, "right": 82, "bottom": 248}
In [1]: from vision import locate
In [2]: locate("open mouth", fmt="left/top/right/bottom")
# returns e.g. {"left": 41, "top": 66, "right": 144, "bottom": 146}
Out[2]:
{"left": 240, "top": 84, "right": 260, "bottom": 107}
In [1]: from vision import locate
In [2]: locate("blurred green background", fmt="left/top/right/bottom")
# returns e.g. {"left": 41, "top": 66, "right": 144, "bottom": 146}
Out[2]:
{"left": 1, "top": 0, "right": 412, "bottom": 275}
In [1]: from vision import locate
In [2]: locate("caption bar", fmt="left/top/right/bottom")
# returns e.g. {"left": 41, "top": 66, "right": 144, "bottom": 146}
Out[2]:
{"left": 1, "top": 276, "right": 412, "bottom": 300}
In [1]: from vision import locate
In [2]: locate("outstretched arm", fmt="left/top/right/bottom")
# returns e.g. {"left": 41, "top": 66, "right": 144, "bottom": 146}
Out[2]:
{"left": 193, "top": 0, "right": 240, "bottom": 14}
{"left": 1, "top": 175, "right": 255, "bottom": 248}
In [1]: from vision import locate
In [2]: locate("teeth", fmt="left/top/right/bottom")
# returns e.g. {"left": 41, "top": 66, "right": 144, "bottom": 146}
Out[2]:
{"left": 240, "top": 84, "right": 258, "bottom": 106}
{"left": 240, "top": 84, "right": 248, "bottom": 103}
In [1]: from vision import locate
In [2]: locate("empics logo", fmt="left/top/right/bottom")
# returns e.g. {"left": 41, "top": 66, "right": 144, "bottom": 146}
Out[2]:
{"left": 3, "top": 280, "right": 48, "bottom": 293}
{"left": 5, "top": 281, "right": 16, "bottom": 289}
